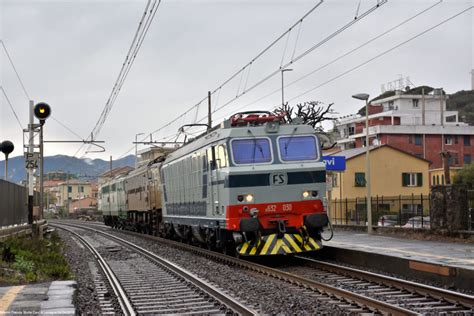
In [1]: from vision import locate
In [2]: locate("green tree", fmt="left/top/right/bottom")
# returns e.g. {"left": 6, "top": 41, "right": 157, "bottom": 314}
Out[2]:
{"left": 455, "top": 163, "right": 474, "bottom": 188}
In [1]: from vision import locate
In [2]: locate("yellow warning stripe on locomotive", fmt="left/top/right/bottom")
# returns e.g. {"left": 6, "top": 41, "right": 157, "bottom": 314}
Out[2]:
{"left": 237, "top": 233, "right": 322, "bottom": 256}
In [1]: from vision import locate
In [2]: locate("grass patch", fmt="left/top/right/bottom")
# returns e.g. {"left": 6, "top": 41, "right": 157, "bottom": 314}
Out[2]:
{"left": 0, "top": 231, "right": 72, "bottom": 285}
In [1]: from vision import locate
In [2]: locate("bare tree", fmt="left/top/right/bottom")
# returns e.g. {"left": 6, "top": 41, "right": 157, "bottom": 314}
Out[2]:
{"left": 273, "top": 101, "right": 336, "bottom": 131}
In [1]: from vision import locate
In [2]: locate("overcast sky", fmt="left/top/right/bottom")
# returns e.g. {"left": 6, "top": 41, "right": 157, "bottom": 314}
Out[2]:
{"left": 1, "top": 0, "right": 473, "bottom": 161}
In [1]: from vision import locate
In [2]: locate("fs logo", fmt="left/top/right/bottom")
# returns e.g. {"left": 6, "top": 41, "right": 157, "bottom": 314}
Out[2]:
{"left": 271, "top": 173, "right": 287, "bottom": 185}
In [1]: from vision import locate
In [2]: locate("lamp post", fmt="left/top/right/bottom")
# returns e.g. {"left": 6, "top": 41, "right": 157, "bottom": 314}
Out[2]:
{"left": 281, "top": 68, "right": 293, "bottom": 106}
{"left": 352, "top": 93, "right": 372, "bottom": 234}
{"left": 135, "top": 132, "right": 144, "bottom": 168}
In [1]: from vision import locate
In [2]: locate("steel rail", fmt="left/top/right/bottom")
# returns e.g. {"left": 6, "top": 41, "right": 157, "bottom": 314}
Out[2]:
{"left": 57, "top": 221, "right": 417, "bottom": 315}
{"left": 294, "top": 256, "right": 474, "bottom": 308}
{"left": 53, "top": 224, "right": 136, "bottom": 316}
{"left": 52, "top": 222, "right": 257, "bottom": 316}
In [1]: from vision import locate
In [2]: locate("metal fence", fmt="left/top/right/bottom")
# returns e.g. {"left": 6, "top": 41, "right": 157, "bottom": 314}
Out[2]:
{"left": 328, "top": 194, "right": 432, "bottom": 229}
{"left": 0, "top": 180, "right": 29, "bottom": 227}
{"left": 468, "top": 190, "right": 474, "bottom": 230}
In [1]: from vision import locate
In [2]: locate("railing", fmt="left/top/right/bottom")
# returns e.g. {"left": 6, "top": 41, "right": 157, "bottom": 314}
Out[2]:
{"left": 328, "top": 194, "right": 432, "bottom": 230}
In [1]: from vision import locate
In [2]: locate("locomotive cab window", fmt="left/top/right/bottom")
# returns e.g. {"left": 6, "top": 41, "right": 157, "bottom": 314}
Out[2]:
{"left": 216, "top": 144, "right": 228, "bottom": 168}
{"left": 231, "top": 138, "right": 272, "bottom": 164}
{"left": 278, "top": 135, "right": 319, "bottom": 162}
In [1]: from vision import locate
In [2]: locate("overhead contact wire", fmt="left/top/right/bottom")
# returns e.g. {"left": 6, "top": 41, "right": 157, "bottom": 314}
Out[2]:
{"left": 288, "top": 5, "right": 474, "bottom": 102}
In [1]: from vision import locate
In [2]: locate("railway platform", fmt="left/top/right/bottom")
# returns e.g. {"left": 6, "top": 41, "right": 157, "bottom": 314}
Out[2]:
{"left": 0, "top": 280, "right": 75, "bottom": 314}
{"left": 317, "top": 229, "right": 474, "bottom": 291}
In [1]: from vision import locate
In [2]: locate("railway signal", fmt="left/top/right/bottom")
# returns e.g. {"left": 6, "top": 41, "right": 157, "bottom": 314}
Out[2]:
{"left": 1, "top": 140, "right": 14, "bottom": 180}
{"left": 34, "top": 102, "right": 51, "bottom": 124}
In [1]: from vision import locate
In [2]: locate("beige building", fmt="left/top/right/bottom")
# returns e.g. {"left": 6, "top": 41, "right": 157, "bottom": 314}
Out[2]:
{"left": 326, "top": 145, "right": 430, "bottom": 224}
{"left": 56, "top": 180, "right": 92, "bottom": 207}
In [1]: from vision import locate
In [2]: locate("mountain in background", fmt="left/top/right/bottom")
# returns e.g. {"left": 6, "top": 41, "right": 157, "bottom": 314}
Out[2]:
{"left": 446, "top": 90, "right": 474, "bottom": 125}
{"left": 0, "top": 155, "right": 135, "bottom": 183}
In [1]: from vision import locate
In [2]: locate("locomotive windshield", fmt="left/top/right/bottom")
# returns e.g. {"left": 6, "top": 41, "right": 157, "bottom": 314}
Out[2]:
{"left": 279, "top": 135, "right": 319, "bottom": 161}
{"left": 231, "top": 138, "right": 272, "bottom": 164}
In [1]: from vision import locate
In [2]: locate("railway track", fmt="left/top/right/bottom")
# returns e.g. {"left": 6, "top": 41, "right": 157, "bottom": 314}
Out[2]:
{"left": 57, "top": 221, "right": 469, "bottom": 315}
{"left": 52, "top": 223, "right": 256, "bottom": 315}
{"left": 285, "top": 256, "right": 474, "bottom": 314}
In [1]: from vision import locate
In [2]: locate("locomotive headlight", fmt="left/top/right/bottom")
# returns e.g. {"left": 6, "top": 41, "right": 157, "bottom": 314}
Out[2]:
{"left": 302, "top": 191, "right": 310, "bottom": 199}
{"left": 245, "top": 194, "right": 254, "bottom": 203}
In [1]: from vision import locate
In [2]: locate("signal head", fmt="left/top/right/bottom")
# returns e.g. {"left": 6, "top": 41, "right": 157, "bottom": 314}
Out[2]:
{"left": 0, "top": 140, "right": 14, "bottom": 158}
{"left": 34, "top": 102, "right": 51, "bottom": 123}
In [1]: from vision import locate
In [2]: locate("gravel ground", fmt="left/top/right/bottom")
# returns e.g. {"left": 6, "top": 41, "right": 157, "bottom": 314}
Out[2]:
{"left": 89, "top": 227, "right": 360, "bottom": 315}
{"left": 57, "top": 229, "right": 108, "bottom": 315}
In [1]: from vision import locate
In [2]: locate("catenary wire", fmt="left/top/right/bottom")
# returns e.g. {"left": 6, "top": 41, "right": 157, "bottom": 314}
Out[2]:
{"left": 0, "top": 40, "right": 30, "bottom": 100}
{"left": 128, "top": 0, "right": 326, "bottom": 148}
{"left": 77, "top": 0, "right": 162, "bottom": 157}
{"left": 288, "top": 5, "right": 474, "bottom": 102}
{"left": 1, "top": 86, "right": 24, "bottom": 130}
{"left": 51, "top": 116, "right": 84, "bottom": 140}
{"left": 130, "top": 0, "right": 385, "bottom": 153}
{"left": 212, "top": 0, "right": 388, "bottom": 114}
{"left": 209, "top": 0, "right": 444, "bottom": 117}
{"left": 190, "top": 2, "right": 467, "bottom": 126}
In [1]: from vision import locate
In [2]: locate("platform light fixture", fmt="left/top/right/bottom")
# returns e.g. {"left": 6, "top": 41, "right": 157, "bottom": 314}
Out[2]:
{"left": 352, "top": 93, "right": 372, "bottom": 234}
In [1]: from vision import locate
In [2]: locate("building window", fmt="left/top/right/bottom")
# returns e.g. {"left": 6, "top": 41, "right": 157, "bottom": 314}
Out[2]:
{"left": 432, "top": 175, "right": 435, "bottom": 185}
{"left": 348, "top": 126, "right": 355, "bottom": 135}
{"left": 67, "top": 186, "right": 72, "bottom": 193}
{"left": 388, "top": 101, "right": 394, "bottom": 110}
{"left": 436, "top": 175, "right": 440, "bottom": 185}
{"left": 414, "top": 135, "right": 422, "bottom": 146}
{"left": 465, "top": 154, "right": 472, "bottom": 164}
{"left": 448, "top": 153, "right": 459, "bottom": 165}
{"left": 412, "top": 99, "right": 419, "bottom": 108}
{"left": 355, "top": 172, "right": 366, "bottom": 187}
{"left": 464, "top": 135, "right": 471, "bottom": 146}
{"left": 402, "top": 172, "right": 422, "bottom": 187}
{"left": 441, "top": 175, "right": 445, "bottom": 185}
{"left": 445, "top": 136, "right": 453, "bottom": 145}
{"left": 79, "top": 186, "right": 84, "bottom": 193}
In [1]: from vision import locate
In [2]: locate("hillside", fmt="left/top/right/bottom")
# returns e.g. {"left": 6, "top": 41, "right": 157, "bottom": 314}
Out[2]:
{"left": 0, "top": 155, "right": 135, "bottom": 183}
{"left": 446, "top": 90, "right": 474, "bottom": 125}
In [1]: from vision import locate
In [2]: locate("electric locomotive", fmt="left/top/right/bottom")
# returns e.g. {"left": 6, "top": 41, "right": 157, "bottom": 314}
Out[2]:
{"left": 160, "top": 111, "right": 328, "bottom": 255}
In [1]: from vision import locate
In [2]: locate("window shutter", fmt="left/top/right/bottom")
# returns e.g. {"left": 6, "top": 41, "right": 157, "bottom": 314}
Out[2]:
{"left": 402, "top": 173, "right": 408, "bottom": 186}
{"left": 417, "top": 173, "right": 423, "bottom": 187}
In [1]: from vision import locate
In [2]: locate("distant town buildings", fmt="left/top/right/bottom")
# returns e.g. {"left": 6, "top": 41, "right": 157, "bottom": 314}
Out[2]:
{"left": 334, "top": 86, "right": 474, "bottom": 185}
{"left": 56, "top": 180, "right": 92, "bottom": 208}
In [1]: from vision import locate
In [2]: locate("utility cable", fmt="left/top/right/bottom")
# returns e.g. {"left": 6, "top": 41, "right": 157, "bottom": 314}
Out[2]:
{"left": 78, "top": 0, "right": 162, "bottom": 157}
{"left": 134, "top": 0, "right": 325, "bottom": 146}
{"left": 288, "top": 5, "right": 473, "bottom": 102}
{"left": 120, "top": 0, "right": 384, "bottom": 155}
{"left": 189, "top": 2, "right": 466, "bottom": 127}
{"left": 51, "top": 116, "right": 84, "bottom": 140}
{"left": 212, "top": 0, "right": 388, "bottom": 114}
{"left": 211, "top": 0, "right": 443, "bottom": 117}
{"left": 0, "top": 40, "right": 30, "bottom": 100}
{"left": 1, "top": 86, "right": 23, "bottom": 130}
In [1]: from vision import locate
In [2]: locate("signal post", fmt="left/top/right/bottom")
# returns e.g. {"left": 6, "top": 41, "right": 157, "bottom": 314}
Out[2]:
{"left": 25, "top": 101, "right": 51, "bottom": 231}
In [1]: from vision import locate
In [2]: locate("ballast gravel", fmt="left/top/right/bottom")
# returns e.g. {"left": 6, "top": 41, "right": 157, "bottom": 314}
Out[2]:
{"left": 98, "top": 228, "right": 357, "bottom": 315}
{"left": 57, "top": 229, "right": 103, "bottom": 315}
